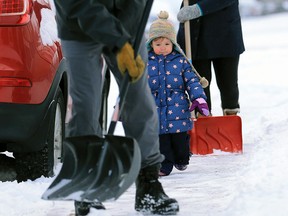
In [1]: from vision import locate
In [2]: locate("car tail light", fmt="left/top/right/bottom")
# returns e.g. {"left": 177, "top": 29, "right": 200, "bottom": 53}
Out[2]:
{"left": 0, "top": 77, "right": 32, "bottom": 87}
{"left": 0, "top": 0, "right": 31, "bottom": 25}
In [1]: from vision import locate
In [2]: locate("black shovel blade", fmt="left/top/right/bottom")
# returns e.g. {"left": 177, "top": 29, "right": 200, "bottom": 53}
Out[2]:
{"left": 42, "top": 135, "right": 141, "bottom": 202}
{"left": 42, "top": 136, "right": 104, "bottom": 200}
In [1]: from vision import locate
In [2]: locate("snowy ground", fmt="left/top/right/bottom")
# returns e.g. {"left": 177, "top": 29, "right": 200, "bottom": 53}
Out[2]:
{"left": 1, "top": 7, "right": 288, "bottom": 216}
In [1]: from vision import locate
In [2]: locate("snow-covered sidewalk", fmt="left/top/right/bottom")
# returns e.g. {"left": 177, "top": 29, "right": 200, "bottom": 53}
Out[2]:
{"left": 1, "top": 11, "right": 288, "bottom": 216}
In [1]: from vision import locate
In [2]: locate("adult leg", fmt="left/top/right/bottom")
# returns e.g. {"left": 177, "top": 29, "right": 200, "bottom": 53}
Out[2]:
{"left": 62, "top": 40, "right": 104, "bottom": 138}
{"left": 104, "top": 38, "right": 164, "bottom": 168}
{"left": 61, "top": 40, "right": 105, "bottom": 215}
{"left": 192, "top": 59, "right": 213, "bottom": 111}
{"left": 212, "top": 57, "right": 240, "bottom": 114}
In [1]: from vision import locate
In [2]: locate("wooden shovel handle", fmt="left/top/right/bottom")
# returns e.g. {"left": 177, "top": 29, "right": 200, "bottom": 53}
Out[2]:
{"left": 183, "top": 0, "right": 192, "bottom": 59}
{"left": 182, "top": 1, "right": 209, "bottom": 89}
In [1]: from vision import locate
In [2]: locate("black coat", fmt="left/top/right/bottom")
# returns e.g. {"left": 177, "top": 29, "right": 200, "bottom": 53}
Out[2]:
{"left": 54, "top": 0, "right": 146, "bottom": 51}
{"left": 177, "top": 0, "right": 245, "bottom": 59}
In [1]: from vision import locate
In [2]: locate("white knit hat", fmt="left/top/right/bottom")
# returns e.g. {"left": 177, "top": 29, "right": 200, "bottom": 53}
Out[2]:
{"left": 146, "top": 11, "right": 178, "bottom": 50}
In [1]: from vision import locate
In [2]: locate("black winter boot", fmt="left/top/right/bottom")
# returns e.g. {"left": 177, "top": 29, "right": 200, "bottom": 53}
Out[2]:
{"left": 74, "top": 201, "right": 105, "bottom": 216}
{"left": 135, "top": 165, "right": 179, "bottom": 215}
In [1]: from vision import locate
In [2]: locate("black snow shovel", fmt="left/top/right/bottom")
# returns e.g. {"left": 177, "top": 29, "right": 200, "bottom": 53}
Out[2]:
{"left": 42, "top": 0, "right": 154, "bottom": 202}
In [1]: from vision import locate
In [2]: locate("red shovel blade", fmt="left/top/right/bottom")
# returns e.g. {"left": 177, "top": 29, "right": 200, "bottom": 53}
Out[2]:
{"left": 189, "top": 116, "right": 243, "bottom": 155}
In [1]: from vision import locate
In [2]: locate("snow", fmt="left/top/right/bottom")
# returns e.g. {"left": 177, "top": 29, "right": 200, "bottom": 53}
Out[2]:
{"left": 40, "top": 8, "right": 59, "bottom": 46}
{"left": 1, "top": 3, "right": 288, "bottom": 216}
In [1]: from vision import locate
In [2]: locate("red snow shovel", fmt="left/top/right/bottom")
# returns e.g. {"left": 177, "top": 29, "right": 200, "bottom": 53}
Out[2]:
{"left": 189, "top": 116, "right": 242, "bottom": 155}
{"left": 183, "top": 0, "right": 243, "bottom": 155}
{"left": 42, "top": 0, "right": 154, "bottom": 202}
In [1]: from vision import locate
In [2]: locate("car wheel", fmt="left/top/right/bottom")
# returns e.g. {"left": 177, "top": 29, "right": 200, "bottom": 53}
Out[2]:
{"left": 15, "top": 88, "right": 65, "bottom": 182}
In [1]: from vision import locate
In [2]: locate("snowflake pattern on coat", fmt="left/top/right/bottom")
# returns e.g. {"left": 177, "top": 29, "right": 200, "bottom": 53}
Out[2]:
{"left": 147, "top": 50, "right": 207, "bottom": 134}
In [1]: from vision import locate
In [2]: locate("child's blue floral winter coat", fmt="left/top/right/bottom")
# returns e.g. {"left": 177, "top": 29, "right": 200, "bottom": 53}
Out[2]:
{"left": 147, "top": 50, "right": 207, "bottom": 135}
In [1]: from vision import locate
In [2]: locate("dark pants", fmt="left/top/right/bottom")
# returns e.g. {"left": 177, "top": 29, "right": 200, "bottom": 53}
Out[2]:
{"left": 193, "top": 57, "right": 240, "bottom": 111}
{"left": 62, "top": 39, "right": 164, "bottom": 169}
{"left": 159, "top": 132, "right": 190, "bottom": 175}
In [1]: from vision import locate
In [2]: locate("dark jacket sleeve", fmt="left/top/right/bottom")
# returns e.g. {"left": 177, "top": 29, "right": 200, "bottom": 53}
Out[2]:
{"left": 197, "top": 0, "right": 238, "bottom": 15}
{"left": 55, "top": 0, "right": 130, "bottom": 50}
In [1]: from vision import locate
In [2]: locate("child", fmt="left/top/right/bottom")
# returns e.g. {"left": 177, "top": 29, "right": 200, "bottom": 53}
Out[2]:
{"left": 146, "top": 11, "right": 209, "bottom": 176}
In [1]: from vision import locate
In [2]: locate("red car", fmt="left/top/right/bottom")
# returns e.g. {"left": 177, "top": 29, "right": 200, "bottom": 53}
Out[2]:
{"left": 0, "top": 0, "right": 68, "bottom": 181}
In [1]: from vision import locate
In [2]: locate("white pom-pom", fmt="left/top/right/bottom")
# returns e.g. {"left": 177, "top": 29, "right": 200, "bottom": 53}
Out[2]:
{"left": 200, "top": 77, "right": 209, "bottom": 88}
{"left": 158, "top": 11, "right": 169, "bottom": 20}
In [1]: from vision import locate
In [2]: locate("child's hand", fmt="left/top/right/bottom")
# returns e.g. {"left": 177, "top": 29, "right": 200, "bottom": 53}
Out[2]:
{"left": 189, "top": 98, "right": 209, "bottom": 116}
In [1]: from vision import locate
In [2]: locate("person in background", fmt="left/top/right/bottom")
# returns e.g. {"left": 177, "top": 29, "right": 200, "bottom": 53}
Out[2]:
{"left": 146, "top": 11, "right": 209, "bottom": 176}
{"left": 53, "top": 0, "right": 179, "bottom": 215}
{"left": 177, "top": 0, "right": 245, "bottom": 115}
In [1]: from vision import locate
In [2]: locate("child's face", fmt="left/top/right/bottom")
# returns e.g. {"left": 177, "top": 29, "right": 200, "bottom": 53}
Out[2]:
{"left": 151, "top": 37, "right": 173, "bottom": 56}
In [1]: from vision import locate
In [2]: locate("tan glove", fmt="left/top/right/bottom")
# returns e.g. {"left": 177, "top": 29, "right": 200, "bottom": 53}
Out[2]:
{"left": 116, "top": 42, "right": 145, "bottom": 82}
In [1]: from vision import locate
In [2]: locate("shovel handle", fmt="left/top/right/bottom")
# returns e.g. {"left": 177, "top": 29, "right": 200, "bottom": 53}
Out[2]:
{"left": 183, "top": 0, "right": 192, "bottom": 60}
{"left": 108, "top": 0, "right": 154, "bottom": 135}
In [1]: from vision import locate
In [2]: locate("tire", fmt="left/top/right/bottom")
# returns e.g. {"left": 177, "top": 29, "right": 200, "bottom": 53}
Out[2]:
{"left": 15, "top": 88, "right": 65, "bottom": 182}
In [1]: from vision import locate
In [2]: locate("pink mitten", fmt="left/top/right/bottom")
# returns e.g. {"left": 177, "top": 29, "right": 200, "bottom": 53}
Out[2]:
{"left": 189, "top": 98, "right": 209, "bottom": 116}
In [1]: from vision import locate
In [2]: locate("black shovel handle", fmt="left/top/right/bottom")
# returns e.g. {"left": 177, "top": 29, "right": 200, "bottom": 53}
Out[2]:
{"left": 108, "top": 0, "right": 154, "bottom": 135}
